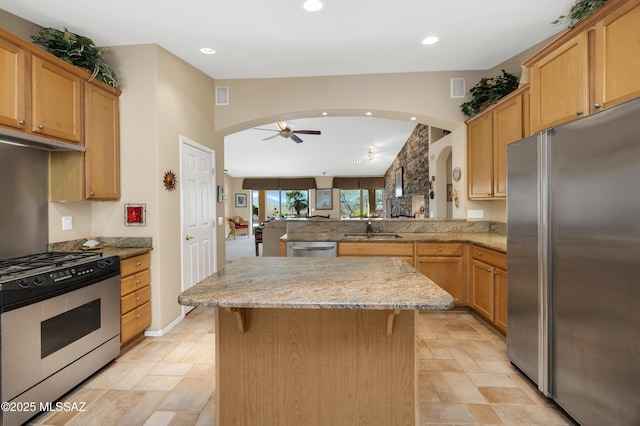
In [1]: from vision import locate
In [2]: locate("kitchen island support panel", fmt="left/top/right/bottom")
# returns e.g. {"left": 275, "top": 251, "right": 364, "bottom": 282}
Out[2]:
{"left": 217, "top": 307, "right": 417, "bottom": 425}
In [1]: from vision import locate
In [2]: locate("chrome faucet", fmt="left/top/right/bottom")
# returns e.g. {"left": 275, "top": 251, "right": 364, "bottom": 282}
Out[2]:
{"left": 366, "top": 219, "right": 372, "bottom": 237}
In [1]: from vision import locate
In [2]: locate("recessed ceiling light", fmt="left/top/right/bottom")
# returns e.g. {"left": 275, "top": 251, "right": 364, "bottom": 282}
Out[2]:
{"left": 200, "top": 47, "right": 216, "bottom": 55}
{"left": 322, "top": 112, "right": 328, "bottom": 116}
{"left": 302, "top": 0, "right": 324, "bottom": 12}
{"left": 365, "top": 112, "right": 372, "bottom": 116}
{"left": 422, "top": 36, "right": 439, "bottom": 45}
{"left": 410, "top": 116, "right": 417, "bottom": 121}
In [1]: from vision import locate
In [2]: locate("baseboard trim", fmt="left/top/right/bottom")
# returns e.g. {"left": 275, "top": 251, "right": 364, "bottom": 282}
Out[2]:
{"left": 144, "top": 313, "right": 185, "bottom": 337}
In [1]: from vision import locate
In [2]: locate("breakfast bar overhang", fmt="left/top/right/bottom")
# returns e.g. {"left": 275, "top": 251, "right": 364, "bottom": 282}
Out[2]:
{"left": 178, "top": 257, "right": 454, "bottom": 425}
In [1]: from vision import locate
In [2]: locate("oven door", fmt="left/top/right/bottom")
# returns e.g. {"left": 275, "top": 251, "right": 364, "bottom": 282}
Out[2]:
{"left": 1, "top": 275, "right": 120, "bottom": 402}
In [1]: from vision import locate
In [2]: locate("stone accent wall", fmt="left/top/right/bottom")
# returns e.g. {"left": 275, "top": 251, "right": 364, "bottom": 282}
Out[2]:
{"left": 384, "top": 124, "right": 429, "bottom": 218}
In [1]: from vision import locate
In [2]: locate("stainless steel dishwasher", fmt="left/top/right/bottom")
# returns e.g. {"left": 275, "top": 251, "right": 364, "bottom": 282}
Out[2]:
{"left": 286, "top": 241, "right": 337, "bottom": 257}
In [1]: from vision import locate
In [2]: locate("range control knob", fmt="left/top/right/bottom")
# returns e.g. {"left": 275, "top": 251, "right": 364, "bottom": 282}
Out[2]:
{"left": 104, "top": 257, "right": 113, "bottom": 265}
{"left": 97, "top": 260, "right": 106, "bottom": 269}
{"left": 33, "top": 276, "right": 45, "bottom": 286}
{"left": 18, "top": 280, "right": 30, "bottom": 288}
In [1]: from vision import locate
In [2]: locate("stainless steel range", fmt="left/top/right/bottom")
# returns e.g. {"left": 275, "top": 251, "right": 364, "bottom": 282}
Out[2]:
{"left": 0, "top": 251, "right": 121, "bottom": 426}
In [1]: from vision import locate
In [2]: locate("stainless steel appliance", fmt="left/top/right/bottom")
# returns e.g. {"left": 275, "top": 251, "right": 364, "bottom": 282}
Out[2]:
{"left": 507, "top": 97, "right": 640, "bottom": 426}
{"left": 286, "top": 241, "right": 337, "bottom": 257}
{"left": 0, "top": 252, "right": 121, "bottom": 426}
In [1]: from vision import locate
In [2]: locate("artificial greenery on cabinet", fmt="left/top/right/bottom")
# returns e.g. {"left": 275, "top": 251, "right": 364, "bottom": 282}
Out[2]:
{"left": 460, "top": 70, "right": 519, "bottom": 117}
{"left": 31, "top": 27, "right": 119, "bottom": 88}
{"left": 553, "top": 0, "right": 608, "bottom": 28}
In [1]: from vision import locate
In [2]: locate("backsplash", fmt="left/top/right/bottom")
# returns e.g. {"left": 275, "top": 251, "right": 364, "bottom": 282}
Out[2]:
{"left": 286, "top": 219, "right": 505, "bottom": 235}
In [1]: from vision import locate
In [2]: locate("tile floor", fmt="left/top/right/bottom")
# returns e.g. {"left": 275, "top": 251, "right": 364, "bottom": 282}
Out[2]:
{"left": 29, "top": 308, "right": 576, "bottom": 425}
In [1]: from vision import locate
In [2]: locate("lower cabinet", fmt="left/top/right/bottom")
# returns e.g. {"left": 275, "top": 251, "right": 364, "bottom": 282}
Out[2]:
{"left": 120, "top": 253, "right": 151, "bottom": 347}
{"left": 415, "top": 243, "right": 465, "bottom": 304}
{"left": 337, "top": 242, "right": 414, "bottom": 266}
{"left": 470, "top": 245, "right": 508, "bottom": 333}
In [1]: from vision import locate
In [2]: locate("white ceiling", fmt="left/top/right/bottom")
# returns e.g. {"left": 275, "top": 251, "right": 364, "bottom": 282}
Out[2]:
{"left": 2, "top": 0, "right": 574, "bottom": 177}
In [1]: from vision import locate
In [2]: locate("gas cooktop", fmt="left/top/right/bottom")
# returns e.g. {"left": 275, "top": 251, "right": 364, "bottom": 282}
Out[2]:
{"left": 0, "top": 252, "right": 104, "bottom": 283}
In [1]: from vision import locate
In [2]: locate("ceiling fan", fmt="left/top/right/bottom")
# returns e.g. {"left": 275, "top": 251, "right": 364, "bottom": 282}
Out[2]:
{"left": 254, "top": 121, "right": 321, "bottom": 143}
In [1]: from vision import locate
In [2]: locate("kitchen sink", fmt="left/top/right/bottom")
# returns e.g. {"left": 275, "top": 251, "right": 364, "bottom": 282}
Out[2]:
{"left": 343, "top": 233, "right": 403, "bottom": 240}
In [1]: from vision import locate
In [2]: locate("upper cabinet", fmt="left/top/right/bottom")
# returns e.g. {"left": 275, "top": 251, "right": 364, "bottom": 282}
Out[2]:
{"left": 49, "top": 83, "right": 121, "bottom": 201}
{"left": 0, "top": 38, "right": 27, "bottom": 130}
{"left": 467, "top": 85, "right": 529, "bottom": 200}
{"left": 31, "top": 56, "right": 83, "bottom": 143}
{"left": 0, "top": 29, "right": 122, "bottom": 201}
{"left": 526, "top": 0, "right": 640, "bottom": 133}
{"left": 594, "top": 0, "right": 640, "bottom": 109}
{"left": 0, "top": 30, "right": 85, "bottom": 146}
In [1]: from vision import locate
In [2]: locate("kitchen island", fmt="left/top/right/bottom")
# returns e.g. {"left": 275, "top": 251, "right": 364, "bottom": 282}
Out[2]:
{"left": 178, "top": 256, "right": 453, "bottom": 425}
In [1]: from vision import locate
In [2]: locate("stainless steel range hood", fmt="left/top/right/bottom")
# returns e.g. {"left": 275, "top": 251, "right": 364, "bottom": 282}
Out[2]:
{"left": 0, "top": 127, "right": 85, "bottom": 152}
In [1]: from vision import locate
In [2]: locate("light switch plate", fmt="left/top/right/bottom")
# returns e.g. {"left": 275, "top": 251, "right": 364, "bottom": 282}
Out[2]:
{"left": 62, "top": 216, "right": 73, "bottom": 230}
{"left": 218, "top": 217, "right": 223, "bottom": 226}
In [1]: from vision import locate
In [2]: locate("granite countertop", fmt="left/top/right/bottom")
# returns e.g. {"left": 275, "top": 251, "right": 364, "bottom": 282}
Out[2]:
{"left": 282, "top": 232, "right": 506, "bottom": 252}
{"left": 178, "top": 257, "right": 454, "bottom": 311}
{"left": 49, "top": 237, "right": 152, "bottom": 260}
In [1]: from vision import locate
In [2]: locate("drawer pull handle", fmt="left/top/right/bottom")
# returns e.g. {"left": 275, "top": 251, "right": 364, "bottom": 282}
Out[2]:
{"left": 576, "top": 110, "right": 583, "bottom": 116}
{"left": 438, "top": 247, "right": 443, "bottom": 251}
{"left": 18, "top": 120, "right": 26, "bottom": 126}
{"left": 136, "top": 314, "right": 142, "bottom": 319}
{"left": 37, "top": 124, "right": 44, "bottom": 129}
{"left": 135, "top": 262, "right": 142, "bottom": 267}
{"left": 477, "top": 252, "right": 482, "bottom": 256}
{"left": 593, "top": 103, "right": 602, "bottom": 110}
{"left": 136, "top": 296, "right": 142, "bottom": 301}
{"left": 487, "top": 268, "right": 492, "bottom": 272}
{"left": 136, "top": 279, "right": 141, "bottom": 284}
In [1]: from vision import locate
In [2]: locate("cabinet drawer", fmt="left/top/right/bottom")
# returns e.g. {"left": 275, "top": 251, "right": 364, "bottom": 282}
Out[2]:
{"left": 416, "top": 243, "right": 463, "bottom": 257}
{"left": 338, "top": 242, "right": 413, "bottom": 257}
{"left": 121, "top": 302, "right": 151, "bottom": 344}
{"left": 121, "top": 269, "right": 151, "bottom": 296}
{"left": 471, "top": 245, "right": 506, "bottom": 268}
{"left": 120, "top": 253, "right": 150, "bottom": 277}
{"left": 121, "top": 285, "right": 151, "bottom": 313}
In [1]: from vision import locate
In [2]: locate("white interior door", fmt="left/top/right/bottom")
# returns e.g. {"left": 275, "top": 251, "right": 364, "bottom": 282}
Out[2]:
{"left": 180, "top": 136, "right": 216, "bottom": 315}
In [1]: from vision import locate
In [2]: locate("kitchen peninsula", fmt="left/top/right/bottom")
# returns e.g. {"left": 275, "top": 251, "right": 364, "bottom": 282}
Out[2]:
{"left": 178, "top": 256, "right": 453, "bottom": 425}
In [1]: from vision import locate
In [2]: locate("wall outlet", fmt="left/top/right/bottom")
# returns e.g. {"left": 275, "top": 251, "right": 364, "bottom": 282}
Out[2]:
{"left": 62, "top": 216, "right": 73, "bottom": 230}
{"left": 467, "top": 210, "right": 484, "bottom": 219}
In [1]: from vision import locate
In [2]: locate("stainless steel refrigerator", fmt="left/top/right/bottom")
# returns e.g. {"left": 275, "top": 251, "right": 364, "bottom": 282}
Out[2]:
{"left": 507, "top": 97, "right": 640, "bottom": 426}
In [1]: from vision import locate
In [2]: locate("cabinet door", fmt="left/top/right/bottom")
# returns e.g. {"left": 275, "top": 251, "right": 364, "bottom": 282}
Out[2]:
{"left": 493, "top": 94, "right": 524, "bottom": 198}
{"left": 416, "top": 257, "right": 463, "bottom": 304}
{"left": 471, "top": 259, "right": 494, "bottom": 321}
{"left": 31, "top": 56, "right": 83, "bottom": 143}
{"left": 530, "top": 31, "right": 589, "bottom": 133}
{"left": 494, "top": 267, "right": 508, "bottom": 333}
{"left": 467, "top": 112, "right": 493, "bottom": 199}
{"left": 594, "top": 1, "right": 640, "bottom": 110}
{"left": 0, "top": 38, "right": 26, "bottom": 130}
{"left": 84, "top": 83, "right": 120, "bottom": 200}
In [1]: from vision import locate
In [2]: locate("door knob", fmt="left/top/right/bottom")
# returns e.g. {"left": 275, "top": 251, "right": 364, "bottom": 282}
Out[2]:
{"left": 185, "top": 235, "right": 194, "bottom": 240}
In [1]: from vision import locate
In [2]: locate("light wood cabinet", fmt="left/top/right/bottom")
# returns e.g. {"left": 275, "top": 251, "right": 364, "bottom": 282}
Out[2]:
{"left": 120, "top": 253, "right": 151, "bottom": 347}
{"left": 31, "top": 56, "right": 83, "bottom": 143}
{"left": 470, "top": 245, "right": 508, "bottom": 333}
{"left": 526, "top": 0, "right": 640, "bottom": 132}
{"left": 594, "top": 0, "right": 640, "bottom": 109}
{"left": 0, "top": 37, "right": 27, "bottom": 130}
{"left": 467, "top": 86, "right": 529, "bottom": 200}
{"left": 50, "top": 82, "right": 121, "bottom": 201}
{"left": 415, "top": 243, "right": 465, "bottom": 304}
{"left": 338, "top": 242, "right": 414, "bottom": 266}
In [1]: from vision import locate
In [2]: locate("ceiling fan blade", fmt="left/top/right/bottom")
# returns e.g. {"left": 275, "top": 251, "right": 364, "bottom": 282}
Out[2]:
{"left": 254, "top": 127, "right": 278, "bottom": 132}
{"left": 262, "top": 133, "right": 280, "bottom": 141}
{"left": 291, "top": 134, "right": 304, "bottom": 144}
{"left": 293, "top": 130, "right": 321, "bottom": 135}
